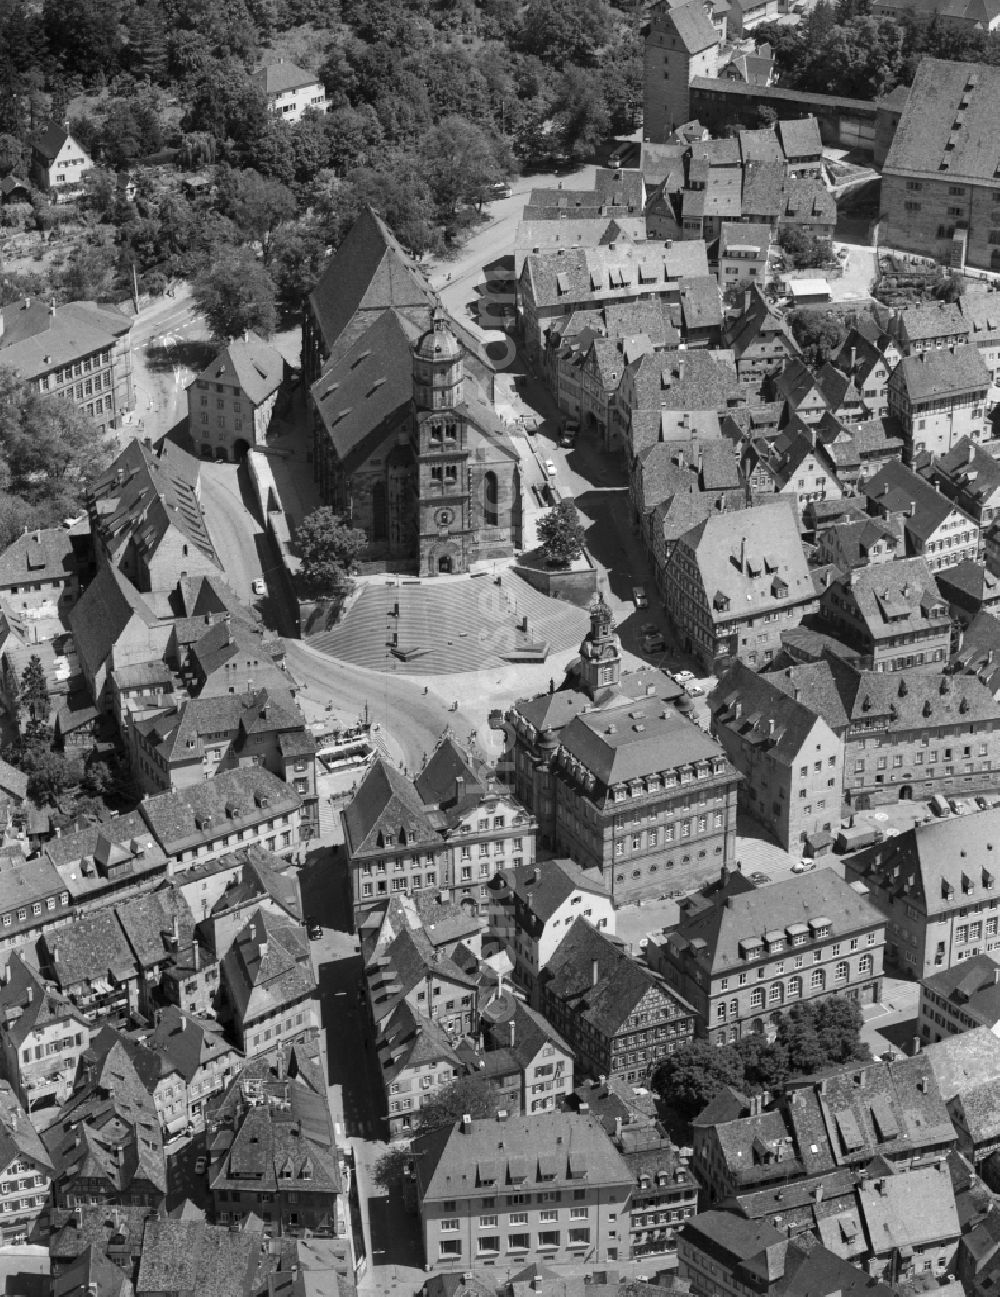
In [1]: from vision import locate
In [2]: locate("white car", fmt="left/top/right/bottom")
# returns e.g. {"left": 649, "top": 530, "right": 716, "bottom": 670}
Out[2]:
{"left": 674, "top": 670, "right": 696, "bottom": 684}
{"left": 251, "top": 577, "right": 266, "bottom": 596}
{"left": 791, "top": 859, "right": 816, "bottom": 874}
{"left": 686, "top": 682, "right": 705, "bottom": 696}
{"left": 544, "top": 459, "right": 557, "bottom": 476}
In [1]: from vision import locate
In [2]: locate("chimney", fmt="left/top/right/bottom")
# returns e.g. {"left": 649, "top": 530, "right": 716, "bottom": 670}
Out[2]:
{"left": 592, "top": 958, "right": 600, "bottom": 987}
{"left": 768, "top": 719, "right": 775, "bottom": 736}
{"left": 508, "top": 1018, "right": 515, "bottom": 1049}
{"left": 52, "top": 946, "right": 58, "bottom": 964}
{"left": 193, "top": 942, "right": 200, "bottom": 973}
{"left": 744, "top": 288, "right": 752, "bottom": 313}
{"left": 615, "top": 1116, "right": 623, "bottom": 1140}
{"left": 276, "top": 1048, "right": 285, "bottom": 1082}
{"left": 461, "top": 1113, "right": 472, "bottom": 1131}
{"left": 969, "top": 442, "right": 976, "bottom": 464}
{"left": 815, "top": 1184, "right": 824, "bottom": 1204}
{"left": 849, "top": 346, "right": 856, "bottom": 372}
{"left": 455, "top": 775, "right": 465, "bottom": 803}
{"left": 740, "top": 536, "right": 747, "bottom": 569}
{"left": 793, "top": 685, "right": 800, "bottom": 701}
{"left": 48, "top": 299, "right": 56, "bottom": 317}
{"left": 171, "top": 914, "right": 179, "bottom": 944}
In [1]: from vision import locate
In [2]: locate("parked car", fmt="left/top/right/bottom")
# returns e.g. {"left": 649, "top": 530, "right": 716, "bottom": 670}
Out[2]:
{"left": 642, "top": 631, "right": 666, "bottom": 653}
{"left": 195, "top": 1156, "right": 206, "bottom": 1175}
{"left": 674, "top": 670, "right": 695, "bottom": 684}
{"left": 559, "top": 418, "right": 580, "bottom": 447}
{"left": 488, "top": 708, "right": 506, "bottom": 730}
{"left": 686, "top": 681, "right": 704, "bottom": 696}
{"left": 930, "top": 794, "right": 951, "bottom": 817}
{"left": 251, "top": 577, "right": 266, "bottom": 596}
{"left": 791, "top": 858, "right": 816, "bottom": 874}
{"left": 487, "top": 181, "right": 512, "bottom": 200}
{"left": 306, "top": 918, "right": 323, "bottom": 941}
{"left": 750, "top": 871, "right": 771, "bottom": 885}
{"left": 544, "top": 459, "right": 557, "bottom": 476}
{"left": 633, "top": 586, "right": 648, "bottom": 608}
{"left": 608, "top": 142, "right": 634, "bottom": 168}
{"left": 976, "top": 795, "right": 990, "bottom": 811}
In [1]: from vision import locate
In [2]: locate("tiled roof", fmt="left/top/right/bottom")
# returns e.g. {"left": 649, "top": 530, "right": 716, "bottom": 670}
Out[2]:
{"left": 523, "top": 242, "right": 709, "bottom": 312}
{"left": 68, "top": 565, "right": 161, "bottom": 681}
{"left": 863, "top": 459, "right": 972, "bottom": 542}
{"left": 87, "top": 440, "right": 220, "bottom": 576}
{"left": 507, "top": 857, "right": 609, "bottom": 923}
{"left": 710, "top": 660, "right": 833, "bottom": 765}
{"left": 542, "top": 918, "right": 694, "bottom": 1037}
{"left": 777, "top": 115, "right": 823, "bottom": 159}
{"left": 884, "top": 58, "right": 1000, "bottom": 183}
{"left": 680, "top": 1209, "right": 784, "bottom": 1261}
{"left": 827, "top": 555, "right": 947, "bottom": 643}
{"left": 137, "top": 1220, "right": 261, "bottom": 1297}
{"left": 896, "top": 300, "right": 969, "bottom": 345}
{"left": 924, "top": 1026, "right": 1000, "bottom": 1102}
{"left": 193, "top": 332, "right": 284, "bottom": 406}
{"left": 0, "top": 1078, "right": 52, "bottom": 1175}
{"left": 739, "top": 129, "right": 784, "bottom": 165}
{"left": 0, "top": 299, "right": 127, "bottom": 380}
{"left": 139, "top": 767, "right": 301, "bottom": 856}
{"left": 850, "top": 806, "right": 1000, "bottom": 926}
{"left": 412, "top": 1110, "right": 634, "bottom": 1202}
{"left": 343, "top": 756, "right": 442, "bottom": 857}
{"left": 145, "top": 1005, "right": 237, "bottom": 1084}
{"left": 661, "top": 0, "right": 719, "bottom": 52}
{"left": 720, "top": 221, "right": 771, "bottom": 255}
{"left": 674, "top": 499, "right": 813, "bottom": 623}
{"left": 0, "top": 527, "right": 76, "bottom": 588}
{"left": 931, "top": 434, "right": 1000, "bottom": 502}
{"left": 815, "top": 1055, "right": 953, "bottom": 1166}
{"left": 0, "top": 953, "right": 86, "bottom": 1047}
{"left": 43, "top": 908, "right": 138, "bottom": 991}
{"left": 116, "top": 887, "right": 195, "bottom": 971}
{"left": 0, "top": 853, "right": 65, "bottom": 938}
{"left": 627, "top": 347, "right": 741, "bottom": 416}
{"left": 210, "top": 1098, "right": 341, "bottom": 1196}
{"left": 254, "top": 60, "right": 319, "bottom": 94}
{"left": 679, "top": 275, "right": 723, "bottom": 332}
{"left": 557, "top": 693, "right": 725, "bottom": 788}
{"left": 376, "top": 999, "right": 462, "bottom": 1086}
{"left": 669, "top": 867, "right": 883, "bottom": 975}
{"left": 308, "top": 206, "right": 437, "bottom": 356}
{"left": 741, "top": 160, "right": 786, "bottom": 219}
{"left": 859, "top": 1163, "right": 959, "bottom": 1249}
{"left": 889, "top": 344, "right": 990, "bottom": 402}
{"left": 221, "top": 906, "right": 315, "bottom": 1029}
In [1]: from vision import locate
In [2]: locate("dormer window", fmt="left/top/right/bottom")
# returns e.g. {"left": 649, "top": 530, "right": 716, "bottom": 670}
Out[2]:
{"left": 738, "top": 937, "right": 763, "bottom": 961}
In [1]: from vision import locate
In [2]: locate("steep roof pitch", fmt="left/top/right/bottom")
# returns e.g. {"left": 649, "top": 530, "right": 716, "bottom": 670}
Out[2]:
{"left": 777, "top": 115, "right": 823, "bottom": 159}
{"left": 139, "top": 767, "right": 301, "bottom": 855}
{"left": 254, "top": 61, "right": 319, "bottom": 94}
{"left": 308, "top": 206, "right": 437, "bottom": 355}
{"left": 542, "top": 918, "right": 693, "bottom": 1037}
{"left": 677, "top": 499, "right": 813, "bottom": 621}
{"left": 863, "top": 459, "right": 971, "bottom": 541}
{"left": 663, "top": 0, "right": 720, "bottom": 53}
{"left": 710, "top": 660, "right": 833, "bottom": 766}
{"left": 830, "top": 555, "right": 947, "bottom": 642}
{"left": 194, "top": 332, "right": 285, "bottom": 407}
{"left": 310, "top": 308, "right": 419, "bottom": 470}
{"left": 508, "top": 858, "right": 610, "bottom": 922}
{"left": 67, "top": 564, "right": 160, "bottom": 679}
{"left": 43, "top": 909, "right": 138, "bottom": 990}
{"left": 221, "top": 906, "right": 315, "bottom": 1028}
{"left": 0, "top": 527, "right": 76, "bottom": 588}
{"left": 343, "top": 757, "right": 442, "bottom": 856}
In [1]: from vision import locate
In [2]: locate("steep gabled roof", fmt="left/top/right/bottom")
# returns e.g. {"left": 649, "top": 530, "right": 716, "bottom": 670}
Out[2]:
{"left": 343, "top": 757, "right": 442, "bottom": 856}
{"left": 308, "top": 206, "right": 437, "bottom": 355}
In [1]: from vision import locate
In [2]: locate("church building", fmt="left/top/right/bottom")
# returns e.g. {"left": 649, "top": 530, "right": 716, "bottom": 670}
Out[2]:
{"left": 305, "top": 208, "right": 522, "bottom": 576}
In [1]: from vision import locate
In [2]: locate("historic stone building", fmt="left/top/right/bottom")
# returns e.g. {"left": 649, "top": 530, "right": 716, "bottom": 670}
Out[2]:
{"left": 306, "top": 210, "right": 521, "bottom": 575}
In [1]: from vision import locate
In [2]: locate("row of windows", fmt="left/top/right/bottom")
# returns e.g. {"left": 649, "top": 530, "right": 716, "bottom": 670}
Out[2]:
{"left": 439, "top": 1230, "right": 589, "bottom": 1258}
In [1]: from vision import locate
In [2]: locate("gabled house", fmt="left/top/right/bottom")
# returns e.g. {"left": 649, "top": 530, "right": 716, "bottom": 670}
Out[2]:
{"left": 30, "top": 123, "right": 92, "bottom": 197}
{"left": 478, "top": 988, "right": 575, "bottom": 1116}
{"left": 0, "top": 1080, "right": 52, "bottom": 1243}
{"left": 539, "top": 919, "right": 696, "bottom": 1083}
{"left": 777, "top": 116, "right": 823, "bottom": 177}
{"left": 744, "top": 421, "right": 843, "bottom": 516}
{"left": 40, "top": 910, "right": 141, "bottom": 1028}
{"left": 44, "top": 1039, "right": 166, "bottom": 1211}
{"left": 219, "top": 907, "right": 320, "bottom": 1057}
{"left": 925, "top": 435, "right": 1000, "bottom": 528}
{"left": 0, "top": 953, "right": 89, "bottom": 1112}
{"left": 769, "top": 357, "right": 829, "bottom": 424}
{"left": 722, "top": 286, "right": 799, "bottom": 392}
{"left": 68, "top": 566, "right": 171, "bottom": 708}
{"left": 486, "top": 857, "right": 614, "bottom": 1004}
{"left": 187, "top": 332, "right": 286, "bottom": 463}
{"left": 887, "top": 345, "right": 991, "bottom": 460}
{"left": 862, "top": 459, "right": 980, "bottom": 571}
{"left": 254, "top": 60, "right": 328, "bottom": 123}
{"left": 377, "top": 1000, "right": 463, "bottom": 1140}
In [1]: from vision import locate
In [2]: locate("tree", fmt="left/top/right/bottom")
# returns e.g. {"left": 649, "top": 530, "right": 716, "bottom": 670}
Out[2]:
{"left": 420, "top": 116, "right": 506, "bottom": 218}
{"left": 411, "top": 1073, "right": 504, "bottom": 1133}
{"left": 42, "top": 0, "right": 123, "bottom": 82}
{"left": 293, "top": 507, "right": 367, "bottom": 597}
{"left": 555, "top": 66, "right": 611, "bottom": 160}
{"left": 788, "top": 308, "right": 848, "bottom": 367}
{"left": 0, "top": 370, "right": 113, "bottom": 507}
{"left": 654, "top": 1040, "right": 745, "bottom": 1121}
{"left": 372, "top": 1145, "right": 411, "bottom": 1193}
{"left": 216, "top": 167, "right": 296, "bottom": 259}
{"left": 191, "top": 246, "right": 278, "bottom": 339}
{"left": 19, "top": 655, "right": 49, "bottom": 726}
{"left": 0, "top": 133, "right": 25, "bottom": 177}
{"left": 537, "top": 499, "right": 586, "bottom": 568}
{"left": 518, "top": 0, "right": 613, "bottom": 66}
{"left": 268, "top": 217, "right": 329, "bottom": 320}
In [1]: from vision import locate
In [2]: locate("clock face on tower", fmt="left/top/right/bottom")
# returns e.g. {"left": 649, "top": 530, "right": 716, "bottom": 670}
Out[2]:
{"left": 436, "top": 508, "right": 453, "bottom": 526}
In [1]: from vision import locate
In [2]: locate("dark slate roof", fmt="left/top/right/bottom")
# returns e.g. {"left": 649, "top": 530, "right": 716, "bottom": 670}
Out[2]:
{"left": 541, "top": 918, "right": 694, "bottom": 1038}
{"left": 308, "top": 206, "right": 437, "bottom": 355}
{"left": 194, "top": 332, "right": 284, "bottom": 406}
{"left": 343, "top": 757, "right": 442, "bottom": 857}
{"left": 777, "top": 115, "right": 823, "bottom": 159}
{"left": 254, "top": 61, "right": 319, "bottom": 94}
{"left": 43, "top": 909, "right": 138, "bottom": 991}
{"left": 863, "top": 459, "right": 973, "bottom": 542}
{"left": 710, "top": 660, "right": 831, "bottom": 766}
{"left": 68, "top": 565, "right": 161, "bottom": 680}
{"left": 507, "top": 857, "right": 610, "bottom": 923}
{"left": 0, "top": 527, "right": 76, "bottom": 588}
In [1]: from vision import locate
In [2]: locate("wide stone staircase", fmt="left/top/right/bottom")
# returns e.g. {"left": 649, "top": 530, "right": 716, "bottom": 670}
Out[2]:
{"left": 306, "top": 571, "right": 590, "bottom": 675}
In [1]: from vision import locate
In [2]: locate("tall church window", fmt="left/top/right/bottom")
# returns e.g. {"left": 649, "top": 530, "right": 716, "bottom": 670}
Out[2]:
{"left": 484, "top": 471, "right": 499, "bottom": 526}
{"left": 430, "top": 423, "right": 443, "bottom": 445}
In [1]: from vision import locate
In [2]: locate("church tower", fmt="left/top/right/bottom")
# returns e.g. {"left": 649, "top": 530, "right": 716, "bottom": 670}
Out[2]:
{"left": 643, "top": 0, "right": 720, "bottom": 142}
{"left": 577, "top": 593, "right": 622, "bottom": 698}
{"left": 412, "top": 308, "right": 471, "bottom": 576}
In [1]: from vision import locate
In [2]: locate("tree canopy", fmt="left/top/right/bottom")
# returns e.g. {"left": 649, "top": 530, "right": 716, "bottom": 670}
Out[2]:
{"left": 537, "top": 498, "right": 586, "bottom": 568}
{"left": 293, "top": 507, "right": 367, "bottom": 598}
{"left": 191, "top": 246, "right": 278, "bottom": 339}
